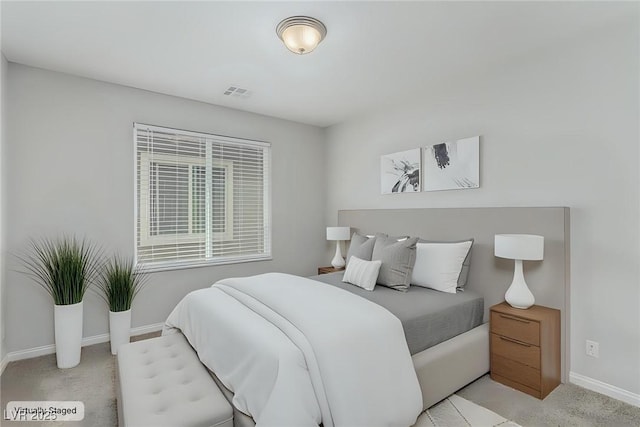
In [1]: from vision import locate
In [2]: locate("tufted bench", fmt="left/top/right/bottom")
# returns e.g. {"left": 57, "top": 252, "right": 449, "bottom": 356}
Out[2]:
{"left": 116, "top": 333, "right": 233, "bottom": 427}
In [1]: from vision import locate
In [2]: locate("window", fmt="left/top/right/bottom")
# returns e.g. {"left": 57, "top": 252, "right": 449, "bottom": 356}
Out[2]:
{"left": 135, "top": 123, "right": 271, "bottom": 270}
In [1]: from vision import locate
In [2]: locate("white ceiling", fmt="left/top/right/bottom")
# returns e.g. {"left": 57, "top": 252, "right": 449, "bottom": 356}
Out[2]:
{"left": 1, "top": 1, "right": 636, "bottom": 127}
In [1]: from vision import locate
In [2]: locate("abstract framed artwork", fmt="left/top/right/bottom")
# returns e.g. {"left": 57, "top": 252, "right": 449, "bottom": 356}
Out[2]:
{"left": 423, "top": 136, "right": 479, "bottom": 192}
{"left": 380, "top": 148, "right": 421, "bottom": 194}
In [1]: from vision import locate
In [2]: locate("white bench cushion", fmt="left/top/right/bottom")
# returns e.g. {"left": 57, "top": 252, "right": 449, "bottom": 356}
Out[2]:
{"left": 117, "top": 333, "right": 233, "bottom": 427}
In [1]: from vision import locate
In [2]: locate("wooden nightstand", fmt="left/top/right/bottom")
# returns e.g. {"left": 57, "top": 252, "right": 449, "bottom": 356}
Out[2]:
{"left": 317, "top": 266, "right": 345, "bottom": 275}
{"left": 490, "top": 302, "right": 560, "bottom": 399}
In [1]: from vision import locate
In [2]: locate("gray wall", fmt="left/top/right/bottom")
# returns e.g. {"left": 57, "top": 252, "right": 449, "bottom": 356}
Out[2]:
{"left": 1, "top": 53, "right": 7, "bottom": 363}
{"left": 5, "top": 63, "right": 327, "bottom": 353}
{"left": 325, "top": 22, "right": 639, "bottom": 394}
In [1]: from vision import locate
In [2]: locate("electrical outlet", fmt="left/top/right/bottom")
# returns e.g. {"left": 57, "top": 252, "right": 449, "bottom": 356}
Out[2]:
{"left": 586, "top": 340, "right": 599, "bottom": 358}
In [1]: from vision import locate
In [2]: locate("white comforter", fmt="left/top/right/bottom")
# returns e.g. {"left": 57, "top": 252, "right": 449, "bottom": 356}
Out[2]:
{"left": 163, "top": 273, "right": 422, "bottom": 427}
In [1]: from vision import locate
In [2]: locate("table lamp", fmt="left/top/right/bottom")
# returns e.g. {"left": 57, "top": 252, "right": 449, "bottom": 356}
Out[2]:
{"left": 494, "top": 234, "right": 544, "bottom": 309}
{"left": 326, "top": 227, "right": 351, "bottom": 268}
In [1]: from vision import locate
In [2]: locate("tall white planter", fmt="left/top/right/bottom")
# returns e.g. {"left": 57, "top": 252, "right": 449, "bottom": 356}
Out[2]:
{"left": 54, "top": 301, "right": 83, "bottom": 369}
{"left": 109, "top": 309, "right": 131, "bottom": 355}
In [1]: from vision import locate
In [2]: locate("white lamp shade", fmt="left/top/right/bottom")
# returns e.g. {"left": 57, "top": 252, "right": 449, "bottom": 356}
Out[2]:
{"left": 326, "top": 227, "right": 350, "bottom": 241}
{"left": 495, "top": 234, "right": 544, "bottom": 261}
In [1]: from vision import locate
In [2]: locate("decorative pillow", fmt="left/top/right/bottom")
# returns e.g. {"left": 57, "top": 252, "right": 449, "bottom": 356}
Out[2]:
{"left": 345, "top": 233, "right": 377, "bottom": 265}
{"left": 371, "top": 236, "right": 419, "bottom": 291}
{"left": 411, "top": 240, "right": 474, "bottom": 293}
{"left": 419, "top": 238, "right": 474, "bottom": 290}
{"left": 342, "top": 256, "right": 382, "bottom": 291}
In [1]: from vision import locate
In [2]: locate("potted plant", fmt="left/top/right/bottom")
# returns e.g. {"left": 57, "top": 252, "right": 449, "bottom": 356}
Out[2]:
{"left": 96, "top": 256, "right": 148, "bottom": 355}
{"left": 18, "top": 236, "right": 100, "bottom": 369}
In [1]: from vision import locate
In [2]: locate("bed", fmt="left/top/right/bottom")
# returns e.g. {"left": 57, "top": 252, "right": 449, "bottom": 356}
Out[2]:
{"left": 163, "top": 207, "right": 570, "bottom": 427}
{"left": 310, "top": 271, "right": 484, "bottom": 355}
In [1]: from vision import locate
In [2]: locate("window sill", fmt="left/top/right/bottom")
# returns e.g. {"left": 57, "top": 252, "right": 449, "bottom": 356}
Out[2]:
{"left": 137, "top": 255, "right": 273, "bottom": 273}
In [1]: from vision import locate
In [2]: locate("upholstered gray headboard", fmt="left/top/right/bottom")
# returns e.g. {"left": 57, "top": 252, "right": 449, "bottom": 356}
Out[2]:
{"left": 338, "top": 207, "right": 570, "bottom": 381}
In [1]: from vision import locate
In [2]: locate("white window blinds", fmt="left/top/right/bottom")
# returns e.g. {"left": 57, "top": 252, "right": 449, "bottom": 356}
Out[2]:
{"left": 135, "top": 123, "right": 271, "bottom": 271}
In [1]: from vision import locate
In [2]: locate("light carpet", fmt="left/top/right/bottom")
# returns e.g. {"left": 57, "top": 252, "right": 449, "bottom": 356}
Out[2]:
{"left": 3, "top": 335, "right": 640, "bottom": 426}
{"left": 0, "top": 336, "right": 522, "bottom": 427}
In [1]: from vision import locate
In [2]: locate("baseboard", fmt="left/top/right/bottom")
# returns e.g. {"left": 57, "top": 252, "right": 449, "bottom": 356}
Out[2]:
{"left": 129, "top": 323, "right": 165, "bottom": 336}
{"left": 0, "top": 354, "right": 8, "bottom": 376}
{"left": 3, "top": 322, "right": 165, "bottom": 365}
{"left": 570, "top": 371, "right": 640, "bottom": 408}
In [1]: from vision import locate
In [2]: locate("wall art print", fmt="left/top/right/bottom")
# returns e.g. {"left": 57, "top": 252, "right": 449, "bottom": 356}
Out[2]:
{"left": 380, "top": 148, "right": 421, "bottom": 194}
{"left": 423, "top": 136, "right": 479, "bottom": 192}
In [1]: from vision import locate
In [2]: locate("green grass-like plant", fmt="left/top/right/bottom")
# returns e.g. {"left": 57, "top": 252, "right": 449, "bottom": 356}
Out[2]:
{"left": 97, "top": 256, "right": 148, "bottom": 312}
{"left": 18, "top": 236, "right": 101, "bottom": 305}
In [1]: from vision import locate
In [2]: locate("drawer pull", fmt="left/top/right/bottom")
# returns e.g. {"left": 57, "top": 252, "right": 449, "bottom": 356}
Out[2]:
{"left": 499, "top": 336, "right": 532, "bottom": 347}
{"left": 499, "top": 314, "right": 530, "bottom": 324}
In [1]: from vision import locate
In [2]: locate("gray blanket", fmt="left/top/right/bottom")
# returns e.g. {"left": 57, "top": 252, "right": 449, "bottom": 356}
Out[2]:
{"left": 310, "top": 272, "right": 484, "bottom": 355}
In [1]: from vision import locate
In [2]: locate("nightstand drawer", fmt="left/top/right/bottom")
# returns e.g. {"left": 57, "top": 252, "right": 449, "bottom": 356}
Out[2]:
{"left": 491, "top": 311, "right": 540, "bottom": 346}
{"left": 491, "top": 354, "right": 541, "bottom": 391}
{"left": 491, "top": 333, "right": 540, "bottom": 369}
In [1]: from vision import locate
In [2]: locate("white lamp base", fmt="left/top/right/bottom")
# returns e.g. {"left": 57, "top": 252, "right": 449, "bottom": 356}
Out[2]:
{"left": 331, "top": 241, "right": 345, "bottom": 268}
{"left": 505, "top": 259, "right": 535, "bottom": 309}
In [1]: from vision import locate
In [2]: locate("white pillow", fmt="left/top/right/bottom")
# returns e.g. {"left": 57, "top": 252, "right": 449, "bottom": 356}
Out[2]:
{"left": 410, "top": 241, "right": 473, "bottom": 293}
{"left": 342, "top": 256, "right": 382, "bottom": 291}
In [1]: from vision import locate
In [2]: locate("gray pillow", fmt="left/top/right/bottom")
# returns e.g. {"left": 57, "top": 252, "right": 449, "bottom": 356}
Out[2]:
{"left": 372, "top": 236, "right": 419, "bottom": 291}
{"left": 418, "top": 238, "right": 474, "bottom": 290}
{"left": 346, "top": 233, "right": 377, "bottom": 264}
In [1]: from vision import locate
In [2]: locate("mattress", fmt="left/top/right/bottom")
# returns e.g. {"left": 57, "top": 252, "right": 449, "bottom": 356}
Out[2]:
{"left": 310, "top": 272, "right": 484, "bottom": 355}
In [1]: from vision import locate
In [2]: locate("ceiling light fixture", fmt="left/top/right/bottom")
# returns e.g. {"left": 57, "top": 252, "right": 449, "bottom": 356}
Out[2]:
{"left": 276, "top": 16, "right": 327, "bottom": 55}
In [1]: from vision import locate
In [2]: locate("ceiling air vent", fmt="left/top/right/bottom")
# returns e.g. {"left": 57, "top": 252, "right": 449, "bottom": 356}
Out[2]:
{"left": 223, "top": 86, "right": 251, "bottom": 99}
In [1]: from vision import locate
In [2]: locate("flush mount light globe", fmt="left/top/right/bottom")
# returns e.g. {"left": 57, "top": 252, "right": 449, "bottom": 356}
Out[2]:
{"left": 276, "top": 16, "right": 327, "bottom": 55}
